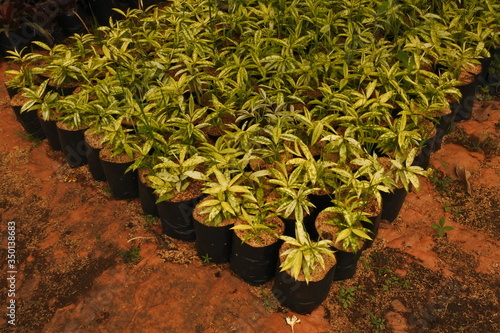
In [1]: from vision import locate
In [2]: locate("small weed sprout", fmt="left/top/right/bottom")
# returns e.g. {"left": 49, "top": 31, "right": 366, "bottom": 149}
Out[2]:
{"left": 432, "top": 217, "right": 454, "bottom": 237}
{"left": 120, "top": 247, "right": 141, "bottom": 265}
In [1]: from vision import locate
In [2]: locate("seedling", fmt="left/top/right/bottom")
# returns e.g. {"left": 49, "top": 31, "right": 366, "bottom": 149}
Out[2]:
{"left": 337, "top": 284, "right": 357, "bottom": 309}
{"left": 368, "top": 311, "right": 385, "bottom": 333}
{"left": 120, "top": 247, "right": 141, "bottom": 265}
{"left": 428, "top": 168, "right": 454, "bottom": 194}
{"left": 201, "top": 253, "right": 212, "bottom": 263}
{"left": 432, "top": 217, "right": 454, "bottom": 237}
{"left": 144, "top": 214, "right": 157, "bottom": 227}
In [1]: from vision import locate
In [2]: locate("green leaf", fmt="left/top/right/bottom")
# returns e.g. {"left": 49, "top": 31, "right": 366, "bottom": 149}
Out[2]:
{"left": 221, "top": 201, "right": 236, "bottom": 215}
{"left": 336, "top": 228, "right": 351, "bottom": 243}
{"left": 352, "top": 229, "right": 372, "bottom": 240}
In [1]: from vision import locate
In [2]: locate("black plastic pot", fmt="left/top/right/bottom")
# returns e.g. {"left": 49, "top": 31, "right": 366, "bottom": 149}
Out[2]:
{"left": 5, "top": 85, "right": 18, "bottom": 99}
{"left": 454, "top": 80, "right": 479, "bottom": 122}
{"left": 86, "top": 0, "right": 114, "bottom": 26}
{"left": 361, "top": 213, "right": 382, "bottom": 250}
{"left": 57, "top": 6, "right": 87, "bottom": 36}
{"left": 381, "top": 187, "right": 408, "bottom": 223}
{"left": 84, "top": 145, "right": 106, "bottom": 182}
{"left": 38, "top": 114, "right": 61, "bottom": 151}
{"left": 12, "top": 106, "right": 46, "bottom": 141}
{"left": 333, "top": 249, "right": 362, "bottom": 281}
{"left": 100, "top": 155, "right": 138, "bottom": 200}
{"left": 433, "top": 102, "right": 460, "bottom": 152}
{"left": 138, "top": 175, "right": 159, "bottom": 217}
{"left": 193, "top": 220, "right": 234, "bottom": 264}
{"left": 0, "top": 29, "right": 32, "bottom": 56}
{"left": 272, "top": 264, "right": 336, "bottom": 314}
{"left": 157, "top": 194, "right": 205, "bottom": 241}
{"left": 230, "top": 235, "right": 282, "bottom": 286}
{"left": 57, "top": 124, "right": 87, "bottom": 168}
{"left": 413, "top": 138, "right": 435, "bottom": 169}
{"left": 280, "top": 214, "right": 318, "bottom": 240}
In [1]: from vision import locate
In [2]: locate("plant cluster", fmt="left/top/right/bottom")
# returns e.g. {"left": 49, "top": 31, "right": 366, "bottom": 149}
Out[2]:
{"left": 6, "top": 0, "right": 499, "bottom": 277}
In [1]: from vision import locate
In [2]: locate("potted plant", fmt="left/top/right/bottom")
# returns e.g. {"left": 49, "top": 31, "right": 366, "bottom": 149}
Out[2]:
{"left": 230, "top": 205, "right": 284, "bottom": 286}
{"left": 315, "top": 193, "right": 373, "bottom": 281}
{"left": 54, "top": 88, "right": 93, "bottom": 168}
{"left": 148, "top": 144, "right": 209, "bottom": 241}
{"left": 379, "top": 147, "right": 427, "bottom": 222}
{"left": 272, "top": 221, "right": 336, "bottom": 315}
{"left": 267, "top": 162, "right": 319, "bottom": 237}
{"left": 192, "top": 167, "right": 251, "bottom": 263}
{"left": 99, "top": 115, "right": 141, "bottom": 199}
{"left": 20, "top": 79, "right": 62, "bottom": 150}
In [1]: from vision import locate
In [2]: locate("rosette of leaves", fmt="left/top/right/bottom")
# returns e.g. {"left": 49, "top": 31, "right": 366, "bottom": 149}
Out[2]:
{"left": 196, "top": 167, "right": 253, "bottom": 226}
{"left": 20, "top": 79, "right": 60, "bottom": 120}
{"left": 231, "top": 208, "right": 279, "bottom": 245}
{"left": 148, "top": 144, "right": 208, "bottom": 202}
{"left": 387, "top": 147, "right": 427, "bottom": 192}
{"left": 267, "top": 162, "right": 319, "bottom": 223}
{"left": 279, "top": 221, "right": 334, "bottom": 284}
{"left": 320, "top": 195, "right": 373, "bottom": 253}
{"left": 4, "top": 48, "right": 45, "bottom": 92}
{"left": 56, "top": 87, "right": 92, "bottom": 129}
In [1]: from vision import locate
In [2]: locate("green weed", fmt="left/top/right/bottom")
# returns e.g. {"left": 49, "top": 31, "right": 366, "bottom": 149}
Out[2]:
{"left": 337, "top": 284, "right": 358, "bottom": 309}
{"left": 120, "top": 247, "right": 141, "bottom": 265}
{"left": 368, "top": 311, "right": 385, "bottom": 333}
{"left": 432, "top": 217, "right": 454, "bottom": 237}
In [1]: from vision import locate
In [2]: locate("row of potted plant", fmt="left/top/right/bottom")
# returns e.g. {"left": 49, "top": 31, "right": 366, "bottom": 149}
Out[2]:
{"left": 5, "top": 0, "right": 499, "bottom": 314}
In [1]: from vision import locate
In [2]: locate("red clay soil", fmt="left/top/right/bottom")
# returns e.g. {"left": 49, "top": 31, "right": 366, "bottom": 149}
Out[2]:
{"left": 1, "top": 57, "right": 499, "bottom": 333}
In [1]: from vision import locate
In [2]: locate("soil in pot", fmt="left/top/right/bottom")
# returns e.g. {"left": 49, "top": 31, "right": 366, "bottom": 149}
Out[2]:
{"left": 137, "top": 168, "right": 159, "bottom": 217}
{"left": 99, "top": 146, "right": 138, "bottom": 200}
{"left": 46, "top": 81, "right": 79, "bottom": 96}
{"left": 315, "top": 211, "right": 365, "bottom": 281}
{"left": 56, "top": 121, "right": 88, "bottom": 168}
{"left": 272, "top": 242, "right": 336, "bottom": 315}
{"left": 192, "top": 196, "right": 234, "bottom": 263}
{"left": 37, "top": 111, "right": 62, "bottom": 151}
{"left": 230, "top": 216, "right": 284, "bottom": 286}
{"left": 10, "top": 93, "right": 46, "bottom": 141}
{"left": 156, "top": 181, "right": 206, "bottom": 241}
{"left": 84, "top": 130, "right": 106, "bottom": 181}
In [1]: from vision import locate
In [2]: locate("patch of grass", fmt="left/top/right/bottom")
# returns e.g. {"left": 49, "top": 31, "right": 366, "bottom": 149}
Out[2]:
{"left": 259, "top": 288, "right": 279, "bottom": 313}
{"left": 447, "top": 128, "right": 498, "bottom": 155}
{"left": 120, "top": 247, "right": 141, "bottom": 265}
{"left": 102, "top": 187, "right": 113, "bottom": 198}
{"left": 16, "top": 131, "right": 42, "bottom": 146}
{"left": 144, "top": 214, "right": 157, "bottom": 227}
{"left": 428, "top": 168, "right": 454, "bottom": 194}
{"left": 337, "top": 283, "right": 359, "bottom": 309}
{"left": 383, "top": 275, "right": 410, "bottom": 291}
{"left": 368, "top": 311, "right": 385, "bottom": 333}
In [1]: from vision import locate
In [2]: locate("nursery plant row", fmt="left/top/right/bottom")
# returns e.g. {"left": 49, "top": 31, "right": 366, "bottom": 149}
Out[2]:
{"left": 5, "top": 0, "right": 499, "bottom": 314}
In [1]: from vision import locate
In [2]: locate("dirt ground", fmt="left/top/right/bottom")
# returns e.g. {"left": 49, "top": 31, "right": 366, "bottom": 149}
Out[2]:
{"left": 0, "top": 58, "right": 499, "bottom": 333}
